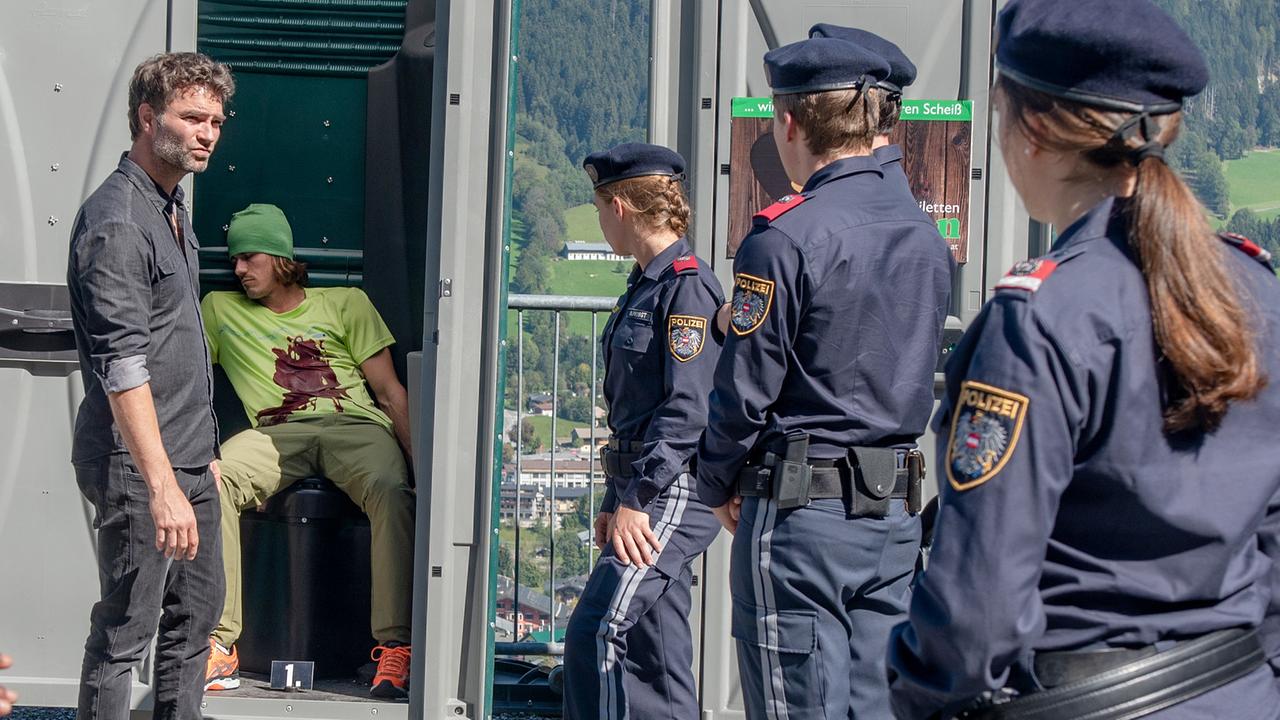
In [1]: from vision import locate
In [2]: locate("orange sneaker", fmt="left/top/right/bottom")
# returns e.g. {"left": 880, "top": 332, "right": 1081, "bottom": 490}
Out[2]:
{"left": 369, "top": 644, "right": 411, "bottom": 698}
{"left": 205, "top": 638, "right": 240, "bottom": 691}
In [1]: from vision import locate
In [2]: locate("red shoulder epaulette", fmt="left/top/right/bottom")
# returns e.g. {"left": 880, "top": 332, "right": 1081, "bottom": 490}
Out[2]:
{"left": 672, "top": 254, "right": 699, "bottom": 274}
{"left": 754, "top": 194, "right": 807, "bottom": 224}
{"left": 995, "top": 258, "right": 1059, "bottom": 293}
{"left": 1219, "top": 232, "right": 1275, "bottom": 270}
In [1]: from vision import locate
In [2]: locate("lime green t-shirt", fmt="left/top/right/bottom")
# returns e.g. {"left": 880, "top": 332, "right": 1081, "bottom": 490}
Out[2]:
{"left": 201, "top": 287, "right": 395, "bottom": 429}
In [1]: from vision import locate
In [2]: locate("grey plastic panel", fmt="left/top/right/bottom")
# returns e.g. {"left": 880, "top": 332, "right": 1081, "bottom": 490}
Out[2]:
{"left": 0, "top": 0, "right": 192, "bottom": 711}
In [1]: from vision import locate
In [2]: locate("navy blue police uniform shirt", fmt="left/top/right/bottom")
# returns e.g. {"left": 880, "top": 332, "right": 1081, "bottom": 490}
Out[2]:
{"left": 599, "top": 236, "right": 725, "bottom": 513}
{"left": 886, "top": 196, "right": 1280, "bottom": 720}
{"left": 875, "top": 144, "right": 913, "bottom": 199}
{"left": 697, "top": 155, "right": 954, "bottom": 508}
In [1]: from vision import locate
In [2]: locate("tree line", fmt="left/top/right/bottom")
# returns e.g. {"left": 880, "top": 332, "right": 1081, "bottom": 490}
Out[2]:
{"left": 1156, "top": 0, "right": 1280, "bottom": 254}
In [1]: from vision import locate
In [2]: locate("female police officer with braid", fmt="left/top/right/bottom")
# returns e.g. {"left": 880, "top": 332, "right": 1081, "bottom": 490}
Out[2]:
{"left": 887, "top": 1, "right": 1280, "bottom": 718}
{"left": 561, "top": 143, "right": 724, "bottom": 720}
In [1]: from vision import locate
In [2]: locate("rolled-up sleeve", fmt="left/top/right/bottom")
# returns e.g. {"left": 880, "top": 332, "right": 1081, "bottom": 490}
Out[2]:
{"left": 71, "top": 220, "right": 153, "bottom": 393}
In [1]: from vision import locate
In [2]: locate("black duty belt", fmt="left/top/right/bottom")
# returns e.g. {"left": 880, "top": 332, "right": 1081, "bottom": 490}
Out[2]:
{"left": 962, "top": 628, "right": 1264, "bottom": 720}
{"left": 733, "top": 432, "right": 925, "bottom": 515}
{"left": 600, "top": 439, "right": 689, "bottom": 481}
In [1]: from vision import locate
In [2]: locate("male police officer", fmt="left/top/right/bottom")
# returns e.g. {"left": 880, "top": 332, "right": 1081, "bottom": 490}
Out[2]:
{"left": 809, "top": 24, "right": 918, "bottom": 197}
{"left": 697, "top": 38, "right": 954, "bottom": 719}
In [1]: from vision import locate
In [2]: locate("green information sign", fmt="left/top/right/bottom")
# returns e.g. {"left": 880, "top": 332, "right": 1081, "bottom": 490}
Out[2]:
{"left": 731, "top": 97, "right": 775, "bottom": 118}
{"left": 731, "top": 97, "right": 972, "bottom": 122}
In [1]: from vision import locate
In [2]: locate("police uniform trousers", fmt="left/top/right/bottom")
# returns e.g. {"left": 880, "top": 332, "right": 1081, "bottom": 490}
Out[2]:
{"left": 732, "top": 496, "right": 918, "bottom": 720}
{"left": 563, "top": 473, "right": 721, "bottom": 720}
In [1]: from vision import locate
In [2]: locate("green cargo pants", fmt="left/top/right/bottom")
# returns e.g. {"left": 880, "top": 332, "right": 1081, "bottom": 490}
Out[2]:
{"left": 212, "top": 416, "right": 414, "bottom": 647}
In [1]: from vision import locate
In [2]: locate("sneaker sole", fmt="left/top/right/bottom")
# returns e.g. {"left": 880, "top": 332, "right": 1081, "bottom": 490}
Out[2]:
{"left": 205, "top": 677, "right": 241, "bottom": 691}
{"left": 370, "top": 680, "right": 408, "bottom": 699}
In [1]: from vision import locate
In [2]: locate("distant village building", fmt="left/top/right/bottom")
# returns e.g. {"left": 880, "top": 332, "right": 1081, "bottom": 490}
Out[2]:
{"left": 561, "top": 241, "right": 627, "bottom": 262}
{"left": 526, "top": 393, "right": 554, "bottom": 415}
{"left": 570, "top": 425, "right": 608, "bottom": 447}
{"left": 508, "top": 458, "right": 597, "bottom": 489}
{"left": 499, "top": 481, "right": 599, "bottom": 528}
{"left": 495, "top": 575, "right": 574, "bottom": 641}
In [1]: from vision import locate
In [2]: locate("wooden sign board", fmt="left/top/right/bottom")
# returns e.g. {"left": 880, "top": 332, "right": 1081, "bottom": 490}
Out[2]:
{"left": 727, "top": 98, "right": 973, "bottom": 263}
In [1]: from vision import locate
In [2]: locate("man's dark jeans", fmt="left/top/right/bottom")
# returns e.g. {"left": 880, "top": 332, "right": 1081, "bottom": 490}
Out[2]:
{"left": 74, "top": 454, "right": 223, "bottom": 720}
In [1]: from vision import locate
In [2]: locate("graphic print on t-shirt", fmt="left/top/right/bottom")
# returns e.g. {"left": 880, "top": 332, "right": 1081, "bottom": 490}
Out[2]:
{"left": 255, "top": 335, "right": 351, "bottom": 426}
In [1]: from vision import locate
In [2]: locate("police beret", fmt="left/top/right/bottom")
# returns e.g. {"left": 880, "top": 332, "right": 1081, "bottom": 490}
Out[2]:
{"left": 764, "top": 37, "right": 891, "bottom": 96}
{"left": 583, "top": 142, "right": 686, "bottom": 189}
{"left": 808, "top": 24, "right": 917, "bottom": 93}
{"left": 996, "top": 0, "right": 1208, "bottom": 113}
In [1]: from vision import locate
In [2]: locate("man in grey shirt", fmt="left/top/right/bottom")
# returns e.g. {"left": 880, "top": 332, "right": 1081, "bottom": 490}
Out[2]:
{"left": 66, "top": 52, "right": 233, "bottom": 719}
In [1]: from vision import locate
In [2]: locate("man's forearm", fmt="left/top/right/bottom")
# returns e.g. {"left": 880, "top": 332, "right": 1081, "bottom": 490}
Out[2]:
{"left": 107, "top": 383, "right": 174, "bottom": 490}
{"left": 381, "top": 390, "right": 413, "bottom": 457}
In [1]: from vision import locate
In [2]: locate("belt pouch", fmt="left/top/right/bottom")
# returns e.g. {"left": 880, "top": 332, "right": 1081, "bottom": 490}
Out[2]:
{"left": 849, "top": 447, "right": 896, "bottom": 517}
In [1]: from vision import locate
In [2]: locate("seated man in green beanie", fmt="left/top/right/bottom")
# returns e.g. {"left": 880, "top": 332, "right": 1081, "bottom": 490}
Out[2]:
{"left": 201, "top": 203, "right": 415, "bottom": 698}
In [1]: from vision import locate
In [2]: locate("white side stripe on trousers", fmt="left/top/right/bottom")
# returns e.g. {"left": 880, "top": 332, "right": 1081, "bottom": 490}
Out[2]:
{"left": 595, "top": 474, "right": 692, "bottom": 720}
{"left": 751, "top": 497, "right": 788, "bottom": 720}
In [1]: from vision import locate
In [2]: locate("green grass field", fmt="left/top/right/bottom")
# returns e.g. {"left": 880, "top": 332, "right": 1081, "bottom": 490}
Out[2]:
{"left": 1224, "top": 148, "right": 1280, "bottom": 221}
{"left": 564, "top": 203, "right": 605, "bottom": 243}
{"left": 525, "top": 414, "right": 587, "bottom": 449}
{"left": 546, "top": 259, "right": 627, "bottom": 335}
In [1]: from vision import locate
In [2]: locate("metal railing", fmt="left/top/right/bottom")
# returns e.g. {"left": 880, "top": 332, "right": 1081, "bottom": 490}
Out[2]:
{"left": 500, "top": 293, "right": 616, "bottom": 656}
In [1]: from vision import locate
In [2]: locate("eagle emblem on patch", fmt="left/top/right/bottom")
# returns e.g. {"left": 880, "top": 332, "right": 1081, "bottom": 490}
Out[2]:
{"left": 668, "top": 314, "right": 707, "bottom": 361}
{"left": 946, "top": 380, "right": 1029, "bottom": 491}
{"left": 730, "top": 273, "right": 775, "bottom": 336}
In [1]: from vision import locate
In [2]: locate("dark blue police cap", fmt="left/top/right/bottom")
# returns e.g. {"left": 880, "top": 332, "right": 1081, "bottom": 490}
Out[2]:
{"left": 764, "top": 37, "right": 890, "bottom": 96}
{"left": 996, "top": 0, "right": 1208, "bottom": 114}
{"left": 808, "top": 24, "right": 916, "bottom": 94}
{"left": 583, "top": 142, "right": 686, "bottom": 190}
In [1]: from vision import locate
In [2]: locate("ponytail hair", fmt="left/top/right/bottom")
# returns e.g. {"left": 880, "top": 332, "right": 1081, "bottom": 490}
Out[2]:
{"left": 595, "top": 174, "right": 691, "bottom": 238}
{"left": 996, "top": 77, "right": 1266, "bottom": 433}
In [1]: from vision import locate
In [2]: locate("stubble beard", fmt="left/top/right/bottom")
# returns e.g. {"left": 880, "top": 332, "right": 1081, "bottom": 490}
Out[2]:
{"left": 153, "top": 120, "right": 210, "bottom": 174}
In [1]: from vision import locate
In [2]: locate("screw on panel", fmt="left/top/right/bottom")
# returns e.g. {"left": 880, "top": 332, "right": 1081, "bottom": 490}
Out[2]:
{"left": 53, "top": 83, "right": 63, "bottom": 92}
{"left": 323, "top": 120, "right": 331, "bottom": 127}
{"left": 50, "top": 163, "right": 60, "bottom": 172}
{"left": 321, "top": 236, "right": 330, "bottom": 244}
{"left": 327, "top": 177, "right": 334, "bottom": 184}
{"left": 228, "top": 165, "right": 236, "bottom": 172}
{"left": 10, "top": 319, "right": 17, "bottom": 327}
{"left": 228, "top": 110, "right": 236, "bottom": 117}
{"left": 285, "top": 705, "right": 293, "bottom": 713}
{"left": 47, "top": 216, "right": 58, "bottom": 226}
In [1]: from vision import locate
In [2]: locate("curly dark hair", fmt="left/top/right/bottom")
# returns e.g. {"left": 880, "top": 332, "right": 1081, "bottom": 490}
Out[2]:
{"left": 128, "top": 52, "right": 235, "bottom": 140}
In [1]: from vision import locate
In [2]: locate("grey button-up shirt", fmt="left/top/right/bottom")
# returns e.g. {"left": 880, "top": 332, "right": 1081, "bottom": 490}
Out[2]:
{"left": 67, "top": 153, "right": 218, "bottom": 467}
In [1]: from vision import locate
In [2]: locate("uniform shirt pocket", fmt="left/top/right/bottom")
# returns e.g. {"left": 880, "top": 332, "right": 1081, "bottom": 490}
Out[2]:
{"left": 611, "top": 319, "right": 655, "bottom": 354}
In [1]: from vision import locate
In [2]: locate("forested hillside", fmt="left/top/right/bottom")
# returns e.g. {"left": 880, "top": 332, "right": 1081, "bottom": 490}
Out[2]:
{"left": 1154, "top": 0, "right": 1280, "bottom": 252}
{"left": 509, "top": 0, "right": 650, "bottom": 297}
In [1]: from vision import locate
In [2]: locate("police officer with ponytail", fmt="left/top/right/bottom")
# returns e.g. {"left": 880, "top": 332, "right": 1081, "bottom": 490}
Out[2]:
{"left": 887, "top": 1, "right": 1280, "bottom": 718}
{"left": 561, "top": 143, "right": 724, "bottom": 720}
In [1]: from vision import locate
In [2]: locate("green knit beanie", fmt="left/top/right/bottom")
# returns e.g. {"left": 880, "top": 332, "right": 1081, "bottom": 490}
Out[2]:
{"left": 226, "top": 203, "right": 294, "bottom": 259}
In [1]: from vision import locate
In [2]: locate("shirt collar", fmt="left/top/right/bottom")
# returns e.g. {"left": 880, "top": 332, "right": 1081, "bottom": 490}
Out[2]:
{"left": 641, "top": 236, "right": 693, "bottom": 282}
{"left": 873, "top": 144, "right": 904, "bottom": 166}
{"left": 117, "top": 152, "right": 187, "bottom": 216}
{"left": 802, "top": 154, "right": 885, "bottom": 193}
{"left": 1050, "top": 196, "right": 1124, "bottom": 253}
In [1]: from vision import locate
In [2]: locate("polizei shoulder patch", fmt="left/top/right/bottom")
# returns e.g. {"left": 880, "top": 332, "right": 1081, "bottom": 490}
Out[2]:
{"left": 995, "top": 258, "right": 1059, "bottom": 293}
{"left": 753, "top": 194, "right": 807, "bottom": 225}
{"left": 947, "top": 380, "right": 1029, "bottom": 492}
{"left": 668, "top": 314, "right": 707, "bottom": 362}
{"left": 730, "top": 273, "right": 775, "bottom": 336}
